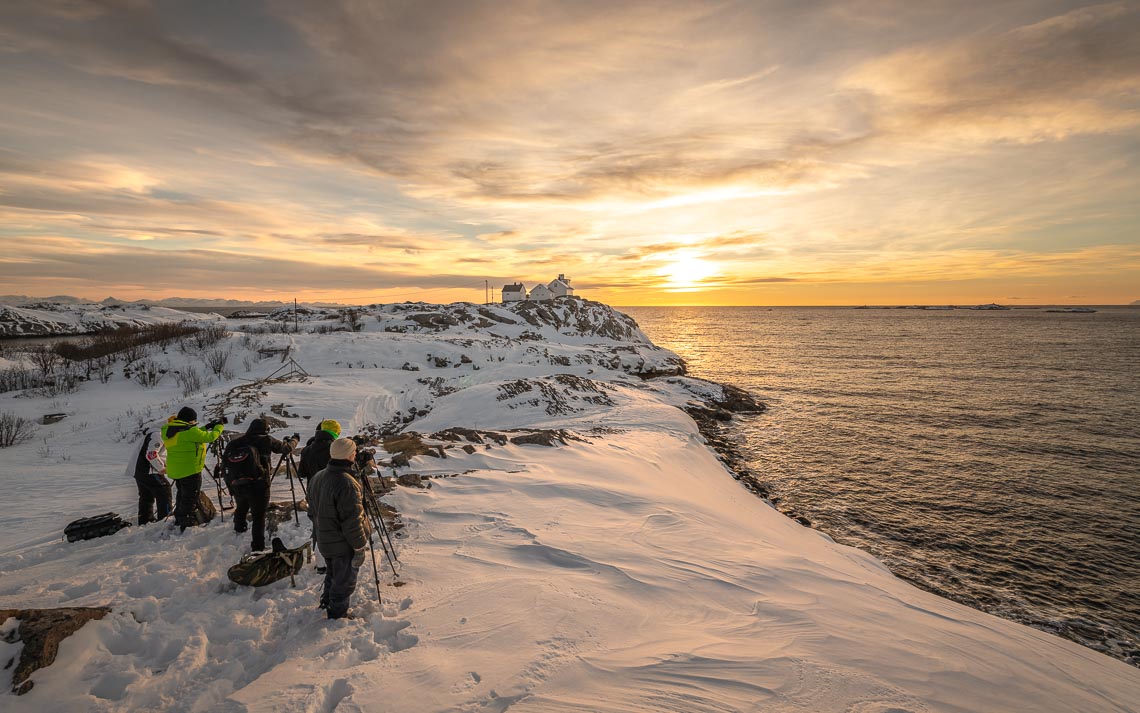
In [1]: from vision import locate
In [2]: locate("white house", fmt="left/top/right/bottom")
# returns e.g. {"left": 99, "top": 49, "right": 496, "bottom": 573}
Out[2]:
{"left": 501, "top": 283, "right": 527, "bottom": 303}
{"left": 529, "top": 283, "right": 554, "bottom": 302}
{"left": 548, "top": 274, "right": 574, "bottom": 299}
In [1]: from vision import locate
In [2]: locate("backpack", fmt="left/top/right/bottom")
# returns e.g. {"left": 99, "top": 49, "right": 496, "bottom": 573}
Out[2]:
{"left": 64, "top": 513, "right": 131, "bottom": 542}
{"left": 183, "top": 491, "right": 217, "bottom": 527}
{"left": 227, "top": 537, "right": 312, "bottom": 587}
{"left": 224, "top": 440, "right": 264, "bottom": 488}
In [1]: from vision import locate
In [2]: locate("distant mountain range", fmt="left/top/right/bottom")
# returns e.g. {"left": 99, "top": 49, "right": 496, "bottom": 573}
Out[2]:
{"left": 0, "top": 295, "right": 346, "bottom": 309}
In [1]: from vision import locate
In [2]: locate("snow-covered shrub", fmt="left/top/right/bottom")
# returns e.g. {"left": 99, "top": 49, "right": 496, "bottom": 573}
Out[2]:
{"left": 204, "top": 347, "right": 231, "bottom": 376}
{"left": 36, "top": 367, "right": 81, "bottom": 397}
{"left": 133, "top": 359, "right": 164, "bottom": 388}
{"left": 0, "top": 410, "right": 36, "bottom": 447}
{"left": 188, "top": 324, "right": 227, "bottom": 351}
{"left": 241, "top": 322, "right": 291, "bottom": 335}
{"left": 0, "top": 364, "right": 39, "bottom": 393}
{"left": 95, "top": 356, "right": 115, "bottom": 383}
{"left": 341, "top": 309, "right": 363, "bottom": 332}
{"left": 28, "top": 345, "right": 59, "bottom": 375}
{"left": 121, "top": 342, "right": 147, "bottom": 364}
{"left": 177, "top": 365, "right": 203, "bottom": 396}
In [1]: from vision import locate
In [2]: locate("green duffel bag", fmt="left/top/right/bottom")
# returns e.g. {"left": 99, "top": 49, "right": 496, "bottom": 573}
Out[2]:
{"left": 227, "top": 538, "right": 311, "bottom": 587}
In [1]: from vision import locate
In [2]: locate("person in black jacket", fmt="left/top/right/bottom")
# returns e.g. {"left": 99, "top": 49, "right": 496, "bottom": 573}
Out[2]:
{"left": 226, "top": 418, "right": 298, "bottom": 552}
{"left": 308, "top": 437, "right": 370, "bottom": 619}
{"left": 298, "top": 419, "right": 340, "bottom": 483}
{"left": 299, "top": 419, "right": 341, "bottom": 574}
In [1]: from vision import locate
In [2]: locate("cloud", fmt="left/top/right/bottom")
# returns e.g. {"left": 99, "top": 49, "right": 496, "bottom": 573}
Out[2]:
{"left": 0, "top": 238, "right": 482, "bottom": 296}
{"left": 1, "top": 1, "right": 1138, "bottom": 303}
{"left": 843, "top": 2, "right": 1140, "bottom": 145}
{"left": 0, "top": 0, "right": 261, "bottom": 91}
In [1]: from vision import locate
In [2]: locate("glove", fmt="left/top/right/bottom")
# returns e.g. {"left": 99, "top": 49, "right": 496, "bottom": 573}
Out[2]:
{"left": 204, "top": 420, "right": 222, "bottom": 430}
{"left": 352, "top": 549, "right": 365, "bottom": 568}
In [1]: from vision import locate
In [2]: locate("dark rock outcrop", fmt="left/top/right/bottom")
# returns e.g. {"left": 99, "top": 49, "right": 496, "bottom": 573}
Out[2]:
{"left": 1, "top": 607, "right": 111, "bottom": 694}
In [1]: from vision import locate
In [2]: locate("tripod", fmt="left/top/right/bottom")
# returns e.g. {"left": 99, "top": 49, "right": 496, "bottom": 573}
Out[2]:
{"left": 203, "top": 434, "right": 233, "bottom": 521}
{"left": 270, "top": 448, "right": 304, "bottom": 526}
{"left": 350, "top": 463, "right": 400, "bottom": 604}
{"left": 356, "top": 463, "right": 400, "bottom": 571}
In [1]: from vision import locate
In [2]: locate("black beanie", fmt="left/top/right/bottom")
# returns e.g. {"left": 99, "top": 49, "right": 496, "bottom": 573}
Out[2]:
{"left": 247, "top": 418, "right": 268, "bottom": 436}
{"left": 177, "top": 406, "right": 197, "bottom": 423}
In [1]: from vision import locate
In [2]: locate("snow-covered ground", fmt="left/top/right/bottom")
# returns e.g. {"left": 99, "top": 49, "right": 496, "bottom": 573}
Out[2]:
{"left": 1, "top": 301, "right": 1137, "bottom": 712}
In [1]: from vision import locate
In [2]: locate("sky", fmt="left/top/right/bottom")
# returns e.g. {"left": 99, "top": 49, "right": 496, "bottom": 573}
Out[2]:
{"left": 1, "top": 1, "right": 1138, "bottom": 306}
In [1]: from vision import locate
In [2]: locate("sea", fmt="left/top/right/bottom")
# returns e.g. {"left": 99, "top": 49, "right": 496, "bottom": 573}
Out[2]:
{"left": 623, "top": 305, "right": 1140, "bottom": 666}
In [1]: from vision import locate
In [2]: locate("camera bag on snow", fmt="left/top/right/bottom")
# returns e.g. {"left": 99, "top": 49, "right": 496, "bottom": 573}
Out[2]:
{"left": 227, "top": 537, "right": 312, "bottom": 587}
{"left": 184, "top": 490, "right": 217, "bottom": 527}
{"left": 64, "top": 512, "right": 131, "bottom": 542}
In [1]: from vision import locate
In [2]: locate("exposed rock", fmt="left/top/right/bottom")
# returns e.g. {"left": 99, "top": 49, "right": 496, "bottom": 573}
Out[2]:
{"left": 258, "top": 413, "right": 289, "bottom": 430}
{"left": 264, "top": 500, "right": 306, "bottom": 536}
{"left": 714, "top": 384, "right": 766, "bottom": 413}
{"left": 507, "top": 429, "right": 582, "bottom": 447}
{"left": 417, "top": 376, "right": 457, "bottom": 397}
{"left": 431, "top": 427, "right": 485, "bottom": 444}
{"left": 396, "top": 473, "right": 431, "bottom": 489}
{"left": 383, "top": 432, "right": 446, "bottom": 463}
{"left": 1, "top": 607, "right": 111, "bottom": 694}
{"left": 475, "top": 307, "right": 519, "bottom": 325}
{"left": 269, "top": 403, "right": 299, "bottom": 419}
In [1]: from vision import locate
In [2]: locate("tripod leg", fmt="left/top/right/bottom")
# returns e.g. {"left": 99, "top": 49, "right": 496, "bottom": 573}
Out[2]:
{"left": 360, "top": 471, "right": 400, "bottom": 570}
{"left": 289, "top": 453, "right": 308, "bottom": 499}
{"left": 367, "top": 538, "right": 382, "bottom": 605}
{"left": 367, "top": 477, "right": 401, "bottom": 564}
{"left": 203, "top": 465, "right": 226, "bottom": 521}
{"left": 284, "top": 452, "right": 300, "bottom": 526}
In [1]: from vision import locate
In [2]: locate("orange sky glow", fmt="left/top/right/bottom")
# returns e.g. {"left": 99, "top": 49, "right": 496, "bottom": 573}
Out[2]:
{"left": 1, "top": 1, "right": 1138, "bottom": 306}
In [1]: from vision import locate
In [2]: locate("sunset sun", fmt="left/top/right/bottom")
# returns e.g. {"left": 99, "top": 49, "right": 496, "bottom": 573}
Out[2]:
{"left": 661, "top": 255, "right": 719, "bottom": 291}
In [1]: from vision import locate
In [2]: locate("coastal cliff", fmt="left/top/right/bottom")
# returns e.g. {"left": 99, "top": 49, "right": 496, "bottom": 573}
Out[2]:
{"left": 0, "top": 300, "right": 1137, "bottom": 711}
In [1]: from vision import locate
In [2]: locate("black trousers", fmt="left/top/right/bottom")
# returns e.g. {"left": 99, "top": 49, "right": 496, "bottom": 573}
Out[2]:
{"left": 173, "top": 473, "right": 202, "bottom": 528}
{"left": 321, "top": 554, "right": 361, "bottom": 619}
{"left": 135, "top": 474, "right": 172, "bottom": 525}
{"left": 232, "top": 480, "right": 271, "bottom": 551}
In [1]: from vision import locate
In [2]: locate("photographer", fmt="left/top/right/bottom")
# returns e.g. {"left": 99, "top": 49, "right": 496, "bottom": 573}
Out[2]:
{"left": 161, "top": 406, "right": 225, "bottom": 531}
{"left": 299, "top": 419, "right": 341, "bottom": 483}
{"left": 223, "top": 418, "right": 299, "bottom": 552}
{"left": 129, "top": 428, "right": 169, "bottom": 525}
{"left": 308, "top": 437, "right": 370, "bottom": 619}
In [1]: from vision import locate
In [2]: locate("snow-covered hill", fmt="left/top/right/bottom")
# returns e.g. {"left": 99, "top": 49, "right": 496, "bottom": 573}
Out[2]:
{"left": 0, "top": 303, "right": 221, "bottom": 338}
{"left": 0, "top": 300, "right": 1137, "bottom": 712}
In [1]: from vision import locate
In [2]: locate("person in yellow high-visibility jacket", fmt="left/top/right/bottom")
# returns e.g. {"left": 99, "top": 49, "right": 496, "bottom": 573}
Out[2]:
{"left": 161, "top": 406, "right": 224, "bottom": 529}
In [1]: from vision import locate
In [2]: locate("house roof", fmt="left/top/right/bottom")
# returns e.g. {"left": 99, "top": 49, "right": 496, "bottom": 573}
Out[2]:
{"left": 502, "top": 284, "right": 525, "bottom": 292}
